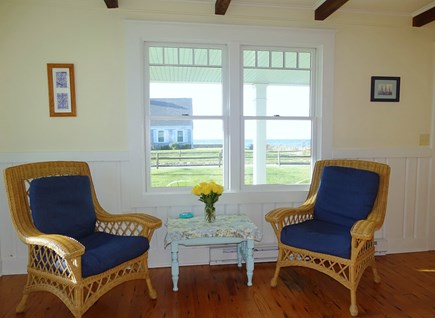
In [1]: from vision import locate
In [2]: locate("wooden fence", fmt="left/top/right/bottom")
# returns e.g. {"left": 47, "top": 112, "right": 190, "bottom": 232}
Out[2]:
{"left": 151, "top": 149, "right": 310, "bottom": 168}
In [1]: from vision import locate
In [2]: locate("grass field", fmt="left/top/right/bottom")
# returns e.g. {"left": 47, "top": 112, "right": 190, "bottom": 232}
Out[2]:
{"left": 151, "top": 164, "right": 311, "bottom": 187}
{"left": 151, "top": 148, "right": 309, "bottom": 166}
{"left": 150, "top": 147, "right": 311, "bottom": 188}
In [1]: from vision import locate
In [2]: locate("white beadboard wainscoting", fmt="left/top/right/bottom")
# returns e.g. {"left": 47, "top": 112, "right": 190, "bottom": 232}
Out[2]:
{"left": 1, "top": 148, "right": 434, "bottom": 275}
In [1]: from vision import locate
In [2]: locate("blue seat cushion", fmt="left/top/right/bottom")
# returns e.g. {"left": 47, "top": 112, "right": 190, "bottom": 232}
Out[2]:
{"left": 314, "top": 166, "right": 380, "bottom": 228}
{"left": 78, "top": 232, "right": 150, "bottom": 278}
{"left": 281, "top": 219, "right": 352, "bottom": 259}
{"left": 29, "top": 175, "right": 97, "bottom": 239}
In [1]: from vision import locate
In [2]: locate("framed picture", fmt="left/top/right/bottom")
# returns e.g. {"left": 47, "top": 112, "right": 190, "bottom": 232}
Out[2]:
{"left": 47, "top": 63, "right": 76, "bottom": 116}
{"left": 370, "top": 76, "right": 400, "bottom": 102}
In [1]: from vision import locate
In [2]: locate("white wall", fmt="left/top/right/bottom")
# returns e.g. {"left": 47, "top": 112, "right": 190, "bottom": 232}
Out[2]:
{"left": 1, "top": 1, "right": 434, "bottom": 152}
{"left": 1, "top": 0, "right": 435, "bottom": 275}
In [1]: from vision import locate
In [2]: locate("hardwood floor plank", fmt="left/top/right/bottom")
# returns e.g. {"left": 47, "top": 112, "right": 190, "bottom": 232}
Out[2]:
{"left": 0, "top": 251, "right": 434, "bottom": 317}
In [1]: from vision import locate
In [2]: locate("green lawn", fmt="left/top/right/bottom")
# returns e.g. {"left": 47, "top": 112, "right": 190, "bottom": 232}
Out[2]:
{"left": 150, "top": 147, "right": 311, "bottom": 187}
{"left": 151, "top": 165, "right": 311, "bottom": 187}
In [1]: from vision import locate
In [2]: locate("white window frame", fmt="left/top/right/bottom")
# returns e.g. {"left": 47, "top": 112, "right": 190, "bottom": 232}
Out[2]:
{"left": 126, "top": 21, "right": 334, "bottom": 206}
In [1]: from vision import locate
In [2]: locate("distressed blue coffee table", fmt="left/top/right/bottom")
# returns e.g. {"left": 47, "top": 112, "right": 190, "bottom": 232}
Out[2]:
{"left": 165, "top": 214, "right": 263, "bottom": 291}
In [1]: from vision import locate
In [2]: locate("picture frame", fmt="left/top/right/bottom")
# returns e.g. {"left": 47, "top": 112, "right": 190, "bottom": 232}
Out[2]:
{"left": 47, "top": 63, "right": 76, "bottom": 117}
{"left": 370, "top": 76, "right": 400, "bottom": 102}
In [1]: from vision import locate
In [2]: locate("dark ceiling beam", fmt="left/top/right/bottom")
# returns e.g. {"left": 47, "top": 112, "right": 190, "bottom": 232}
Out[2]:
{"left": 104, "top": 0, "right": 118, "bottom": 9}
{"left": 315, "top": 0, "right": 349, "bottom": 21}
{"left": 413, "top": 6, "right": 435, "bottom": 27}
{"left": 215, "top": 0, "right": 231, "bottom": 15}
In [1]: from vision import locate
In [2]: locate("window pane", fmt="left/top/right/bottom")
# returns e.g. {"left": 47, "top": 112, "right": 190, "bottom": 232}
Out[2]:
{"left": 242, "top": 48, "right": 314, "bottom": 186}
{"left": 271, "top": 51, "right": 283, "bottom": 68}
{"left": 299, "top": 52, "right": 311, "bottom": 68}
{"left": 243, "top": 84, "right": 310, "bottom": 117}
{"left": 209, "top": 49, "right": 222, "bottom": 66}
{"left": 257, "top": 51, "right": 269, "bottom": 67}
{"left": 150, "top": 119, "right": 224, "bottom": 188}
{"left": 158, "top": 130, "right": 165, "bottom": 143}
{"left": 179, "top": 48, "right": 193, "bottom": 65}
{"left": 177, "top": 130, "right": 184, "bottom": 142}
{"left": 164, "top": 48, "right": 178, "bottom": 64}
{"left": 243, "top": 49, "right": 311, "bottom": 116}
{"left": 244, "top": 120, "right": 311, "bottom": 185}
{"left": 285, "top": 52, "right": 297, "bottom": 68}
{"left": 244, "top": 50, "right": 256, "bottom": 67}
{"left": 150, "top": 83, "right": 222, "bottom": 116}
{"left": 147, "top": 45, "right": 224, "bottom": 189}
{"left": 194, "top": 48, "right": 208, "bottom": 65}
{"left": 149, "top": 47, "right": 163, "bottom": 64}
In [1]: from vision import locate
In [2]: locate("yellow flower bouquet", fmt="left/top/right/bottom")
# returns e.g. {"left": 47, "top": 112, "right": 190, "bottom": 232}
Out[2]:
{"left": 192, "top": 181, "right": 224, "bottom": 222}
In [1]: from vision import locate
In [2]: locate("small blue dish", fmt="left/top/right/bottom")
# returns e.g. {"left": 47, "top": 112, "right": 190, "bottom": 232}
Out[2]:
{"left": 179, "top": 212, "right": 194, "bottom": 219}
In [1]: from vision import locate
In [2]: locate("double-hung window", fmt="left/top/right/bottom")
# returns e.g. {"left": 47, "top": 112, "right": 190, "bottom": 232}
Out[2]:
{"left": 127, "top": 22, "right": 334, "bottom": 198}
{"left": 242, "top": 48, "right": 314, "bottom": 186}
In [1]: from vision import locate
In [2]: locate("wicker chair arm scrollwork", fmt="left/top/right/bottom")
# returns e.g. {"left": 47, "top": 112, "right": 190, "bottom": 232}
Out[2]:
{"left": 265, "top": 202, "right": 315, "bottom": 238}
{"left": 95, "top": 211, "right": 162, "bottom": 238}
{"left": 26, "top": 234, "right": 85, "bottom": 259}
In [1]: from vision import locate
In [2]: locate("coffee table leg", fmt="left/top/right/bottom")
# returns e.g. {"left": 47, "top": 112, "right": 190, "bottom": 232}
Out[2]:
{"left": 171, "top": 242, "right": 179, "bottom": 291}
{"left": 246, "top": 239, "right": 254, "bottom": 286}
{"left": 237, "top": 242, "right": 243, "bottom": 267}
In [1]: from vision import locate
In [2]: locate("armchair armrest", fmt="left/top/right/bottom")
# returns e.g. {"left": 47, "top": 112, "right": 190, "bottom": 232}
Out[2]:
{"left": 25, "top": 233, "right": 85, "bottom": 280}
{"left": 351, "top": 220, "right": 376, "bottom": 240}
{"left": 96, "top": 210, "right": 162, "bottom": 239}
{"left": 265, "top": 202, "right": 315, "bottom": 239}
{"left": 26, "top": 234, "right": 85, "bottom": 259}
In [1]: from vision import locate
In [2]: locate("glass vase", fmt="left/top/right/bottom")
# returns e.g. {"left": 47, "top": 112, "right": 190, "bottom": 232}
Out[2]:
{"left": 204, "top": 204, "right": 216, "bottom": 223}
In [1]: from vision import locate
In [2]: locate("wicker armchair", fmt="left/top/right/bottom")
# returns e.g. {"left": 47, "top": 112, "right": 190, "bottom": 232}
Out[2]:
{"left": 3, "top": 161, "right": 162, "bottom": 318}
{"left": 265, "top": 159, "right": 390, "bottom": 316}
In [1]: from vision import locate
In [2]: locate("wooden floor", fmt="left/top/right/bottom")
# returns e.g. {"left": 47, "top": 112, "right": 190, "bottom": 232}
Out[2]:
{"left": 1, "top": 251, "right": 434, "bottom": 318}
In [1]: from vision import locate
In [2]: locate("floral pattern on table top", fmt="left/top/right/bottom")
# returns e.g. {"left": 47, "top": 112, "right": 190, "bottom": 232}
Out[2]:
{"left": 165, "top": 214, "right": 263, "bottom": 246}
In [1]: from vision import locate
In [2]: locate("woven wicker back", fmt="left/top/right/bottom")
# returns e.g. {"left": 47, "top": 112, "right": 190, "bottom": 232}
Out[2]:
{"left": 307, "top": 159, "right": 390, "bottom": 230}
{"left": 3, "top": 161, "right": 99, "bottom": 243}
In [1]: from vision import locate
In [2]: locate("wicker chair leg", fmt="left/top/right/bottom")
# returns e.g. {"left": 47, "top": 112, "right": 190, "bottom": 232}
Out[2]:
{"left": 371, "top": 262, "right": 381, "bottom": 283}
{"left": 270, "top": 264, "right": 281, "bottom": 287}
{"left": 16, "top": 294, "right": 28, "bottom": 313}
{"left": 271, "top": 248, "right": 283, "bottom": 287}
{"left": 146, "top": 278, "right": 157, "bottom": 299}
{"left": 349, "top": 289, "right": 358, "bottom": 317}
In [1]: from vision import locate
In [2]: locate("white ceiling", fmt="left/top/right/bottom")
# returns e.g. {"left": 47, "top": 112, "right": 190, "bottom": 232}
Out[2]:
{"left": 227, "top": 0, "right": 435, "bottom": 17}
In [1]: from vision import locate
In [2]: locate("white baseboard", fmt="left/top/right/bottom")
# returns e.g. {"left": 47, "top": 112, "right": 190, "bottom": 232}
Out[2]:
{"left": 209, "top": 240, "right": 389, "bottom": 265}
{"left": 374, "top": 238, "right": 388, "bottom": 256}
{"left": 1, "top": 257, "right": 27, "bottom": 275}
{"left": 210, "top": 243, "right": 278, "bottom": 265}
{"left": 386, "top": 238, "right": 429, "bottom": 254}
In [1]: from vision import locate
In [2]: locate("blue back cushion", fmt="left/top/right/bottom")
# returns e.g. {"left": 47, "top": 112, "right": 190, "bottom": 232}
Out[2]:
{"left": 29, "top": 176, "right": 96, "bottom": 239}
{"left": 314, "top": 166, "right": 380, "bottom": 227}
